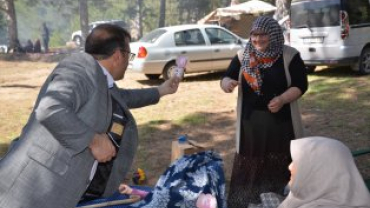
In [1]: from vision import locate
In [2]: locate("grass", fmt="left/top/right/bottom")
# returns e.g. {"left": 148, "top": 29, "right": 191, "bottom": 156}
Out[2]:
{"left": 301, "top": 67, "right": 370, "bottom": 151}
{"left": 175, "top": 113, "right": 208, "bottom": 126}
{"left": 0, "top": 61, "right": 369, "bottom": 183}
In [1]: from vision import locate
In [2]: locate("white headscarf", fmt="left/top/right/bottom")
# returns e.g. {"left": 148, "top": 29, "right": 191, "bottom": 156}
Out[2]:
{"left": 279, "top": 136, "right": 370, "bottom": 208}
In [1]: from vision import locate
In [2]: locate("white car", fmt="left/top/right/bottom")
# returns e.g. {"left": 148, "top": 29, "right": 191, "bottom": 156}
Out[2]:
{"left": 71, "top": 20, "right": 128, "bottom": 46}
{"left": 128, "top": 24, "right": 247, "bottom": 80}
{"left": 0, "top": 45, "right": 7, "bottom": 53}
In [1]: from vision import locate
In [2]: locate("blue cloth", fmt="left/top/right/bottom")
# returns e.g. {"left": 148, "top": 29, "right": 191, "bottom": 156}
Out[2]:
{"left": 77, "top": 151, "right": 227, "bottom": 208}
{"left": 77, "top": 186, "right": 152, "bottom": 208}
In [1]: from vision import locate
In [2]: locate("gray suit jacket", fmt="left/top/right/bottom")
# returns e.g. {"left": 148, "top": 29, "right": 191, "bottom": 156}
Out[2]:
{"left": 0, "top": 53, "right": 160, "bottom": 208}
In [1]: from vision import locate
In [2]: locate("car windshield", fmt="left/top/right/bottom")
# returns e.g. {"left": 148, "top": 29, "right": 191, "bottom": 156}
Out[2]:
{"left": 291, "top": 0, "right": 340, "bottom": 28}
{"left": 139, "top": 29, "right": 167, "bottom": 43}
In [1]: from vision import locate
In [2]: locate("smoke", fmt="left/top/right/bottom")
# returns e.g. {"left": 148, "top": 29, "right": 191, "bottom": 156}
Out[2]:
{"left": 14, "top": 1, "right": 79, "bottom": 47}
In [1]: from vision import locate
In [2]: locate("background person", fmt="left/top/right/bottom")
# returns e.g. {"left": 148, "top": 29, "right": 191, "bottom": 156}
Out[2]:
{"left": 0, "top": 24, "right": 180, "bottom": 208}
{"left": 33, "top": 38, "right": 41, "bottom": 53}
{"left": 24, "top": 39, "right": 34, "bottom": 53}
{"left": 220, "top": 16, "right": 308, "bottom": 206}
{"left": 41, "top": 22, "right": 50, "bottom": 53}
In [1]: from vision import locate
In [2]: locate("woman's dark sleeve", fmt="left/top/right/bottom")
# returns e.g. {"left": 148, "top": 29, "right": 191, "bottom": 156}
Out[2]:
{"left": 289, "top": 53, "right": 308, "bottom": 95}
{"left": 223, "top": 55, "right": 241, "bottom": 81}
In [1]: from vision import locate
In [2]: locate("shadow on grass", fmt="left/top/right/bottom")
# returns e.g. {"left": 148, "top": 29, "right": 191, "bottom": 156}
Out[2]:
{"left": 311, "top": 66, "right": 360, "bottom": 78}
{"left": 133, "top": 111, "right": 236, "bottom": 186}
{"left": 0, "top": 143, "right": 9, "bottom": 157}
{"left": 1, "top": 84, "right": 39, "bottom": 89}
{"left": 0, "top": 49, "right": 78, "bottom": 62}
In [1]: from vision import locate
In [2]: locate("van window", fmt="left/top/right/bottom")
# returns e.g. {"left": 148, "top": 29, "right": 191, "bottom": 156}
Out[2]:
{"left": 291, "top": 0, "right": 340, "bottom": 28}
{"left": 344, "top": 0, "right": 370, "bottom": 25}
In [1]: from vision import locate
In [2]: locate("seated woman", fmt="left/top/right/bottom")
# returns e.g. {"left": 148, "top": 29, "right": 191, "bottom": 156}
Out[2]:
{"left": 250, "top": 136, "right": 370, "bottom": 208}
{"left": 77, "top": 151, "right": 225, "bottom": 208}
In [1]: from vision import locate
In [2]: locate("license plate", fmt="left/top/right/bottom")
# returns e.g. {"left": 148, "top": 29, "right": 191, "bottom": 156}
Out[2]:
{"left": 303, "top": 37, "right": 323, "bottom": 44}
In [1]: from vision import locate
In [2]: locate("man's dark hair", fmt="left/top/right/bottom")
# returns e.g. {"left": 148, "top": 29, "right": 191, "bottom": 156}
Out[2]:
{"left": 85, "top": 24, "right": 131, "bottom": 60}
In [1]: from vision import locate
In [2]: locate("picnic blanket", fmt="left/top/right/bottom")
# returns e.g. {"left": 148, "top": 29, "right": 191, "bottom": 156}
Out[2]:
{"left": 77, "top": 151, "right": 227, "bottom": 208}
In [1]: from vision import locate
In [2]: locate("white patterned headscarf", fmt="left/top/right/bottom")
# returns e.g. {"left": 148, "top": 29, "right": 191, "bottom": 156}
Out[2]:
{"left": 279, "top": 137, "right": 370, "bottom": 208}
{"left": 241, "top": 16, "right": 284, "bottom": 95}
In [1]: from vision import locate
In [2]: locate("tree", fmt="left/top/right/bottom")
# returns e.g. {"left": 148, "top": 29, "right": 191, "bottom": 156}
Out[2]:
{"left": 158, "top": 0, "right": 166, "bottom": 28}
{"left": 138, "top": 0, "right": 143, "bottom": 38}
{"left": 178, "top": 0, "right": 213, "bottom": 23}
{"left": 274, "top": 0, "right": 291, "bottom": 21}
{"left": 79, "top": 0, "right": 88, "bottom": 46}
{"left": 0, "top": 11, "right": 6, "bottom": 43}
{"left": 0, "top": 0, "right": 18, "bottom": 51}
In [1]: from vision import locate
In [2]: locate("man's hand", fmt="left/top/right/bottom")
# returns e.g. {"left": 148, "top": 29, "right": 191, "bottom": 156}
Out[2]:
{"left": 89, "top": 133, "right": 117, "bottom": 162}
{"left": 158, "top": 76, "right": 180, "bottom": 97}
{"left": 221, "top": 77, "right": 239, "bottom": 93}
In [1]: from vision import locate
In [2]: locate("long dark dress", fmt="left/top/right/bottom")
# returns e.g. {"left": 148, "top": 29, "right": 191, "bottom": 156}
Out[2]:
{"left": 224, "top": 54, "right": 308, "bottom": 207}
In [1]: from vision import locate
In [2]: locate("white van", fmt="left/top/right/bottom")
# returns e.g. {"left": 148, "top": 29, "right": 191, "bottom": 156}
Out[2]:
{"left": 289, "top": 0, "right": 370, "bottom": 75}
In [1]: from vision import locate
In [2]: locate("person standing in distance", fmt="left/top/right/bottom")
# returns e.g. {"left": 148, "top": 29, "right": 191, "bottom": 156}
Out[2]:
{"left": 41, "top": 22, "right": 50, "bottom": 53}
{"left": 0, "top": 24, "right": 180, "bottom": 208}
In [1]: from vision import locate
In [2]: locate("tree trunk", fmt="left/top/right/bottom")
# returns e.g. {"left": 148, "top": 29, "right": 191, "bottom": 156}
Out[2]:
{"left": 158, "top": 0, "right": 166, "bottom": 28}
{"left": 138, "top": 0, "right": 143, "bottom": 38}
{"left": 79, "top": 0, "right": 89, "bottom": 46}
{"left": 2, "top": 0, "right": 18, "bottom": 52}
{"left": 274, "top": 0, "right": 291, "bottom": 21}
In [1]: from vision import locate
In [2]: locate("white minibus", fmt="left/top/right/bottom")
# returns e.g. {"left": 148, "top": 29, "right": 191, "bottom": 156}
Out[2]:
{"left": 290, "top": 0, "right": 370, "bottom": 74}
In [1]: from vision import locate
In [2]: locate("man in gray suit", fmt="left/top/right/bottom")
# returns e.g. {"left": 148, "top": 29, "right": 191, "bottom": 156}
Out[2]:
{"left": 0, "top": 24, "right": 180, "bottom": 208}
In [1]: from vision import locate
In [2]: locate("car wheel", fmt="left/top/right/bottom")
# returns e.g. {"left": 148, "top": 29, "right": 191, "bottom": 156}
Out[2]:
{"left": 358, "top": 47, "right": 370, "bottom": 75}
{"left": 306, "top": 66, "right": 316, "bottom": 74}
{"left": 145, "top": 74, "right": 160, "bottom": 80}
{"left": 73, "top": 36, "right": 82, "bottom": 47}
{"left": 163, "top": 62, "right": 177, "bottom": 80}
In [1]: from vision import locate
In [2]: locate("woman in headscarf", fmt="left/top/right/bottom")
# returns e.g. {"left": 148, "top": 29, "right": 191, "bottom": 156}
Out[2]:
{"left": 220, "top": 16, "right": 308, "bottom": 206}
{"left": 249, "top": 136, "right": 370, "bottom": 208}
{"left": 281, "top": 136, "right": 370, "bottom": 208}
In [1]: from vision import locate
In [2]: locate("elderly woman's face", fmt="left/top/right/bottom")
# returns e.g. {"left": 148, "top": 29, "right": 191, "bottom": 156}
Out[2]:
{"left": 288, "top": 162, "right": 297, "bottom": 187}
{"left": 250, "top": 30, "right": 269, "bottom": 52}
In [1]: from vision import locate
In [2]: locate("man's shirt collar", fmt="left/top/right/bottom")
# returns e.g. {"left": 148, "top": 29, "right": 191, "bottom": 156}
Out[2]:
{"left": 98, "top": 62, "right": 114, "bottom": 88}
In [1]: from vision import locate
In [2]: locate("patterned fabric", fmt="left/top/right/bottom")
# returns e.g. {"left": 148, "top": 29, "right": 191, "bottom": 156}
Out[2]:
{"left": 241, "top": 16, "right": 284, "bottom": 95}
{"left": 248, "top": 193, "right": 284, "bottom": 208}
{"left": 77, "top": 151, "right": 227, "bottom": 208}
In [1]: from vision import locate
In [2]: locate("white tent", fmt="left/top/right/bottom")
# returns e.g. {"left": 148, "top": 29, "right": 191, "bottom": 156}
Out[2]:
{"left": 197, "top": 0, "right": 276, "bottom": 38}
{"left": 217, "top": 0, "right": 276, "bottom": 17}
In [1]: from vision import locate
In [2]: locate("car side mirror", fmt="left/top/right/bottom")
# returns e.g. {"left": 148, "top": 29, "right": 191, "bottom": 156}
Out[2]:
{"left": 237, "top": 39, "right": 242, "bottom": 44}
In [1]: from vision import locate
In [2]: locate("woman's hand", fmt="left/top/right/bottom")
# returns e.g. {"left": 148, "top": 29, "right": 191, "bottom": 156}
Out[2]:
{"left": 221, "top": 77, "right": 239, "bottom": 93}
{"left": 268, "top": 96, "right": 285, "bottom": 113}
{"left": 268, "top": 87, "right": 303, "bottom": 113}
